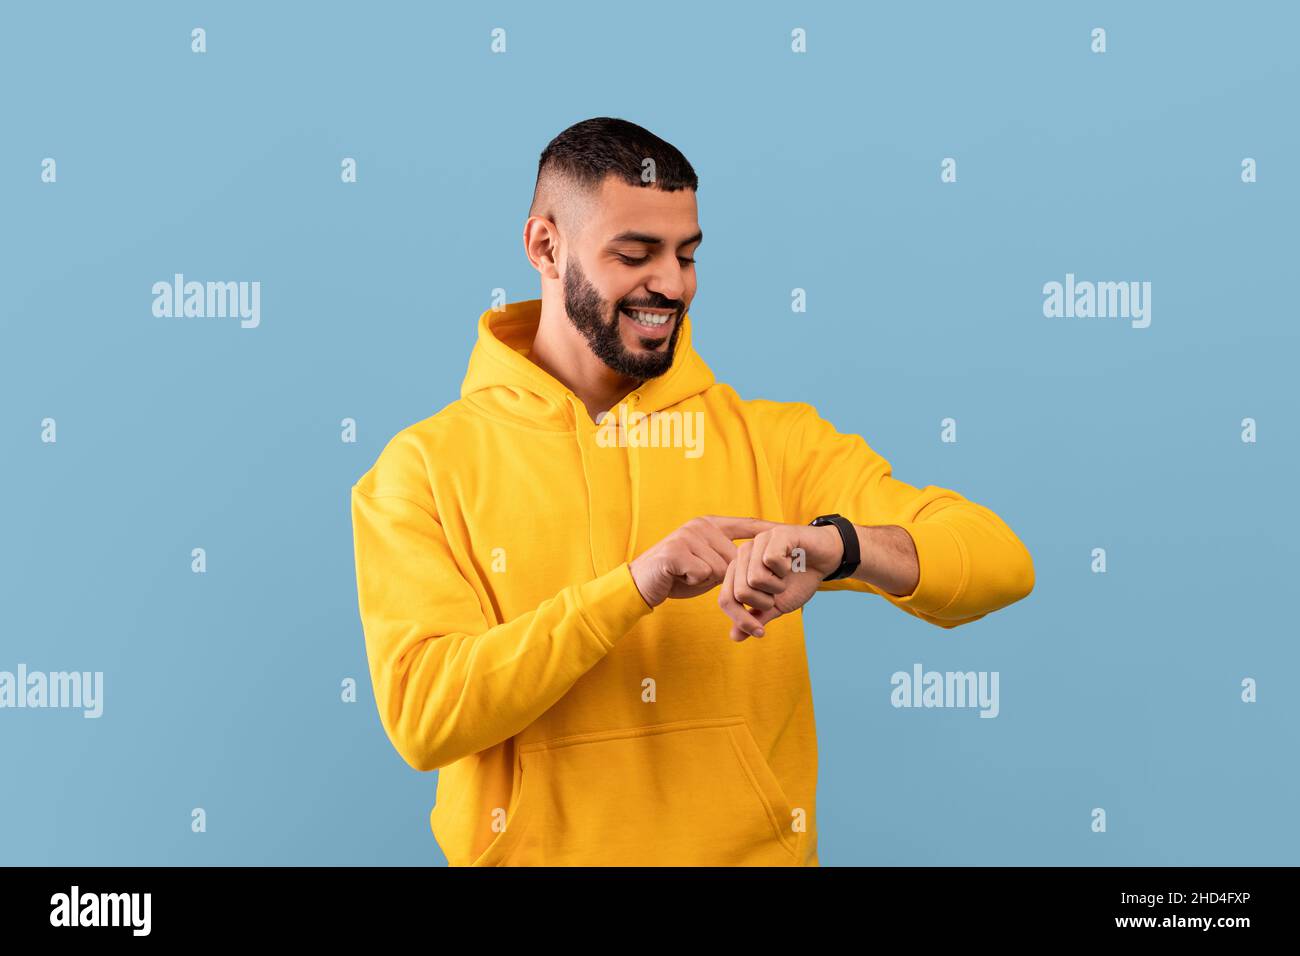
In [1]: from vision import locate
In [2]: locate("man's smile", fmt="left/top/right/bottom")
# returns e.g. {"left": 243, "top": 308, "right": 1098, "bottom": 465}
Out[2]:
{"left": 620, "top": 306, "right": 676, "bottom": 338}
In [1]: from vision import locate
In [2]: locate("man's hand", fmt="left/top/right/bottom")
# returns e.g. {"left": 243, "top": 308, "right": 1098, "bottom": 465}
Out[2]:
{"left": 713, "top": 518, "right": 845, "bottom": 642}
{"left": 629, "top": 516, "right": 779, "bottom": 608}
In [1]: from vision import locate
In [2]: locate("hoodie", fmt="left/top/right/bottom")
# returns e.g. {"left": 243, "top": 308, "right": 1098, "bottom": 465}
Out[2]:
{"left": 350, "top": 298, "right": 1035, "bottom": 866}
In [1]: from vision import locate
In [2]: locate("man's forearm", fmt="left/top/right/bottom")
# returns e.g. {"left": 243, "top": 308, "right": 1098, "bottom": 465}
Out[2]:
{"left": 847, "top": 524, "right": 919, "bottom": 597}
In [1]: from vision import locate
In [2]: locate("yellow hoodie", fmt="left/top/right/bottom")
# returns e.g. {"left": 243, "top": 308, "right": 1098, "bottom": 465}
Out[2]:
{"left": 350, "top": 299, "right": 1034, "bottom": 866}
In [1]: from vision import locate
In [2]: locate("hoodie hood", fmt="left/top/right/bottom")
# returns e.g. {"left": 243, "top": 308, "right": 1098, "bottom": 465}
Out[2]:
{"left": 460, "top": 298, "right": 715, "bottom": 427}
{"left": 459, "top": 297, "right": 715, "bottom": 566}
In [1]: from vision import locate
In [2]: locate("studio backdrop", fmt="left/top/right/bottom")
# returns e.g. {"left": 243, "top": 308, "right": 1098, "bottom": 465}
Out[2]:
{"left": 2, "top": 0, "right": 1296, "bottom": 865}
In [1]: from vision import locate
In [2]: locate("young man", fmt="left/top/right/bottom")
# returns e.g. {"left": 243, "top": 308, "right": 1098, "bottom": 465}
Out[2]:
{"left": 350, "top": 117, "right": 1034, "bottom": 866}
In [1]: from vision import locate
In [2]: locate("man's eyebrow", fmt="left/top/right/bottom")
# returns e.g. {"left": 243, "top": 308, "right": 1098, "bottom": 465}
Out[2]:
{"left": 608, "top": 230, "right": 703, "bottom": 248}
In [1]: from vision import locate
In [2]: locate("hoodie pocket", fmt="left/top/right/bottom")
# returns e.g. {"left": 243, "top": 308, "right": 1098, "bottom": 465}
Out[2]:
{"left": 470, "top": 716, "right": 803, "bottom": 866}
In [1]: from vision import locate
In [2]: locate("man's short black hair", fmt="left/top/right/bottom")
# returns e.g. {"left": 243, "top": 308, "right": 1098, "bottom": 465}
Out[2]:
{"left": 529, "top": 117, "right": 698, "bottom": 233}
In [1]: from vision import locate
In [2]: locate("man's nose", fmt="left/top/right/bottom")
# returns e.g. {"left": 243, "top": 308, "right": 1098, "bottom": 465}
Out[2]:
{"left": 647, "top": 264, "right": 688, "bottom": 304}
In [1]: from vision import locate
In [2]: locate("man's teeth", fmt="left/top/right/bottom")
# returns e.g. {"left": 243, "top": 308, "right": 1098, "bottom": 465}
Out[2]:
{"left": 625, "top": 309, "right": 671, "bottom": 326}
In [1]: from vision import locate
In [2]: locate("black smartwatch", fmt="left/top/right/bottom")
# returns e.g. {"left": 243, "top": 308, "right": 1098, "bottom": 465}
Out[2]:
{"left": 809, "top": 514, "right": 861, "bottom": 581}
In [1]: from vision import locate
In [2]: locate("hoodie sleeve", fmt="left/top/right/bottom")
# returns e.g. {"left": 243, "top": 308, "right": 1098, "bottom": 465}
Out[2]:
{"left": 769, "top": 401, "right": 1034, "bottom": 629}
{"left": 351, "top": 471, "right": 652, "bottom": 772}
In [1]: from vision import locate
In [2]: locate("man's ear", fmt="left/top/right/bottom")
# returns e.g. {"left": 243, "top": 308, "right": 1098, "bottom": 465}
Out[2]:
{"left": 524, "top": 216, "right": 561, "bottom": 279}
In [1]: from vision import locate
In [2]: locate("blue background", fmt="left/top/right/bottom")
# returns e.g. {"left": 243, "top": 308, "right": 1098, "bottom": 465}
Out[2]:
{"left": 2, "top": 0, "right": 1296, "bottom": 865}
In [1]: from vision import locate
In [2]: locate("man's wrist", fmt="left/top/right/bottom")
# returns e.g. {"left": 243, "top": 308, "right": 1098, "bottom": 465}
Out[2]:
{"left": 816, "top": 524, "right": 844, "bottom": 573}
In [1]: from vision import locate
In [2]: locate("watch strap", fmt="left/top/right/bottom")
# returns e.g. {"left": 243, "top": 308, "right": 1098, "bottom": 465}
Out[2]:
{"left": 809, "top": 513, "right": 860, "bottom": 581}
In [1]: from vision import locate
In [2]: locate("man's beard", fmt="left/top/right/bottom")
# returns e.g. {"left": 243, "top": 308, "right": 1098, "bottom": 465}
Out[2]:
{"left": 563, "top": 256, "right": 683, "bottom": 380}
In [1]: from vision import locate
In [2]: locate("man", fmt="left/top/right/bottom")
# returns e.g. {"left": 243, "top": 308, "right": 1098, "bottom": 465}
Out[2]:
{"left": 350, "top": 117, "right": 1034, "bottom": 866}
